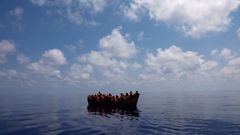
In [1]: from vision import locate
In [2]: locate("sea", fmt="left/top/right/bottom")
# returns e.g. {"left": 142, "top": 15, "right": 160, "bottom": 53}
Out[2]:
{"left": 0, "top": 88, "right": 240, "bottom": 135}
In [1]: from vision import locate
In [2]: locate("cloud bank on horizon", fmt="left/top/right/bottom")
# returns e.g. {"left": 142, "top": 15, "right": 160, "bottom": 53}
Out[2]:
{"left": 0, "top": 0, "right": 240, "bottom": 89}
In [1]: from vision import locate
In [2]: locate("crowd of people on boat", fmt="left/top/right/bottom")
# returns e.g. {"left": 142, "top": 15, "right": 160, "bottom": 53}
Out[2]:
{"left": 87, "top": 91, "right": 139, "bottom": 107}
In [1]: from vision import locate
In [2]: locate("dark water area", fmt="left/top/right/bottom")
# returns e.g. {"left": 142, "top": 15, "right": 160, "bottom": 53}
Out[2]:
{"left": 0, "top": 89, "right": 240, "bottom": 135}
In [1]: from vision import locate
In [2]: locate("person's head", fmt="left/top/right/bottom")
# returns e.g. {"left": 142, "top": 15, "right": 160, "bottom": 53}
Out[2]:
{"left": 130, "top": 91, "right": 132, "bottom": 94}
{"left": 126, "top": 93, "right": 129, "bottom": 96}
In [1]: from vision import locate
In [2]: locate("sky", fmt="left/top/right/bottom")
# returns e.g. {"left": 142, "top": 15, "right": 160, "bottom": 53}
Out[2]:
{"left": 0, "top": 0, "right": 240, "bottom": 91}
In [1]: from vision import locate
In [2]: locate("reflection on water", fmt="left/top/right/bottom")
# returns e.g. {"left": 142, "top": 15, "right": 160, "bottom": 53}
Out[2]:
{"left": 87, "top": 105, "right": 140, "bottom": 117}
{"left": 0, "top": 89, "right": 240, "bottom": 134}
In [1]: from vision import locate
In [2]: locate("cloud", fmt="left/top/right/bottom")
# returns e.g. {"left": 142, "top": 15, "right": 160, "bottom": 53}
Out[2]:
{"left": 79, "top": 51, "right": 113, "bottom": 67}
{"left": 1, "top": 7, "right": 24, "bottom": 31}
{"left": 30, "top": 0, "right": 46, "bottom": 6}
{"left": 237, "top": 28, "right": 240, "bottom": 39}
{"left": 131, "top": 62, "right": 142, "bottom": 69}
{"left": 79, "top": 51, "right": 129, "bottom": 75}
{"left": 220, "top": 48, "right": 234, "bottom": 60}
{"left": 0, "top": 40, "right": 16, "bottom": 64}
{"left": 222, "top": 57, "right": 240, "bottom": 77}
{"left": 41, "top": 49, "right": 67, "bottom": 65}
{"left": 211, "top": 48, "right": 234, "bottom": 60}
{"left": 27, "top": 49, "right": 67, "bottom": 78}
{"left": 201, "top": 61, "right": 218, "bottom": 71}
{"left": 0, "top": 69, "right": 17, "bottom": 79}
{"left": 9, "top": 6, "right": 24, "bottom": 20}
{"left": 78, "top": 27, "right": 139, "bottom": 83}
{"left": 211, "top": 49, "right": 219, "bottom": 56}
{"left": 17, "top": 54, "right": 31, "bottom": 64}
{"left": 124, "top": 0, "right": 240, "bottom": 38}
{"left": 99, "top": 27, "right": 137, "bottom": 59}
{"left": 122, "top": 2, "right": 140, "bottom": 21}
{"left": 66, "top": 64, "right": 93, "bottom": 83}
{"left": 29, "top": 0, "right": 108, "bottom": 26}
{"left": 144, "top": 45, "right": 218, "bottom": 79}
{"left": 79, "top": 27, "right": 137, "bottom": 68}
{"left": 64, "top": 44, "right": 77, "bottom": 52}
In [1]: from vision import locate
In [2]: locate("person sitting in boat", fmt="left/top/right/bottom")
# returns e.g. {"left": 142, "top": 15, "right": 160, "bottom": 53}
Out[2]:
{"left": 125, "top": 93, "right": 129, "bottom": 105}
{"left": 115, "top": 95, "right": 120, "bottom": 106}
{"left": 134, "top": 91, "right": 139, "bottom": 97}
{"left": 120, "top": 93, "right": 124, "bottom": 106}
{"left": 111, "top": 96, "right": 116, "bottom": 105}
{"left": 129, "top": 91, "right": 133, "bottom": 98}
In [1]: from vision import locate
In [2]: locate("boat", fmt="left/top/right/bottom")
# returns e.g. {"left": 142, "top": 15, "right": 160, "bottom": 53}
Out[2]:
{"left": 87, "top": 91, "right": 140, "bottom": 108}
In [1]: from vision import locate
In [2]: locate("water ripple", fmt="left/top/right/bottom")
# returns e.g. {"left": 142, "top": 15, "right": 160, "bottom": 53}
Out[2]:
{"left": 1, "top": 90, "right": 240, "bottom": 134}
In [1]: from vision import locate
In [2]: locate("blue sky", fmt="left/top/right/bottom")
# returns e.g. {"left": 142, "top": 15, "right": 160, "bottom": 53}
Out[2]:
{"left": 0, "top": 0, "right": 240, "bottom": 90}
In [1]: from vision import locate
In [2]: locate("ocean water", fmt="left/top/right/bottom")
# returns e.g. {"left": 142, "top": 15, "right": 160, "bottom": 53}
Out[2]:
{"left": 0, "top": 89, "right": 240, "bottom": 135}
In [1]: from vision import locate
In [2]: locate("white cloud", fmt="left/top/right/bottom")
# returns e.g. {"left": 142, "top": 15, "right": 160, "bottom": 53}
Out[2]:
{"left": 77, "top": 27, "right": 139, "bottom": 84}
{"left": 124, "top": 0, "right": 240, "bottom": 38}
{"left": 27, "top": 49, "right": 67, "bottom": 78}
{"left": 146, "top": 45, "right": 204, "bottom": 74}
{"left": 220, "top": 48, "right": 234, "bottom": 60}
{"left": 0, "top": 40, "right": 16, "bottom": 64}
{"left": 28, "top": 63, "right": 62, "bottom": 78}
{"left": 201, "top": 60, "right": 218, "bottom": 71}
{"left": 99, "top": 27, "right": 137, "bottom": 59}
{"left": 64, "top": 44, "right": 77, "bottom": 52}
{"left": 237, "top": 28, "right": 240, "bottom": 39}
{"left": 17, "top": 54, "right": 31, "bottom": 64}
{"left": 144, "top": 45, "right": 220, "bottom": 79}
{"left": 29, "top": 0, "right": 108, "bottom": 26}
{"left": 66, "top": 64, "right": 93, "bottom": 82}
{"left": 30, "top": 0, "right": 47, "bottom": 6}
{"left": 0, "top": 69, "right": 17, "bottom": 79}
{"left": 9, "top": 6, "right": 24, "bottom": 20}
{"left": 131, "top": 62, "right": 142, "bottom": 69}
{"left": 222, "top": 57, "right": 240, "bottom": 77}
{"left": 79, "top": 51, "right": 112, "bottom": 67}
{"left": 79, "top": 27, "right": 137, "bottom": 76}
{"left": 78, "top": 0, "right": 107, "bottom": 13}
{"left": 122, "top": 3, "right": 140, "bottom": 21}
{"left": 41, "top": 49, "right": 67, "bottom": 65}
{"left": 211, "top": 49, "right": 219, "bottom": 56}
{"left": 79, "top": 51, "right": 129, "bottom": 75}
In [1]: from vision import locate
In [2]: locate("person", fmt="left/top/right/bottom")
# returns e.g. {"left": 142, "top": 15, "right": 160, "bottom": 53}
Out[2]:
{"left": 111, "top": 96, "right": 116, "bottom": 105}
{"left": 115, "top": 95, "right": 120, "bottom": 106}
{"left": 134, "top": 91, "right": 139, "bottom": 97}
{"left": 129, "top": 91, "right": 133, "bottom": 98}
{"left": 120, "top": 93, "right": 124, "bottom": 106}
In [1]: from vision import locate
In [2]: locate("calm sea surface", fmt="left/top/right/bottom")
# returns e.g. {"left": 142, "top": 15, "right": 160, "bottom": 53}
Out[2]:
{"left": 0, "top": 89, "right": 240, "bottom": 135}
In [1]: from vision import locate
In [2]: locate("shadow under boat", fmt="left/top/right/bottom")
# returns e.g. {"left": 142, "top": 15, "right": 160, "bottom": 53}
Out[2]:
{"left": 87, "top": 105, "right": 140, "bottom": 117}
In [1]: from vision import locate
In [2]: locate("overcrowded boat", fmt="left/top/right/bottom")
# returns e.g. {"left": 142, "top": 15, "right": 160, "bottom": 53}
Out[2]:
{"left": 87, "top": 91, "right": 140, "bottom": 107}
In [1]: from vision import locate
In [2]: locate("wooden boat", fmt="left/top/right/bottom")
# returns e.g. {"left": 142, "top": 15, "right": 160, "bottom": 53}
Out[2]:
{"left": 87, "top": 93, "right": 139, "bottom": 108}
